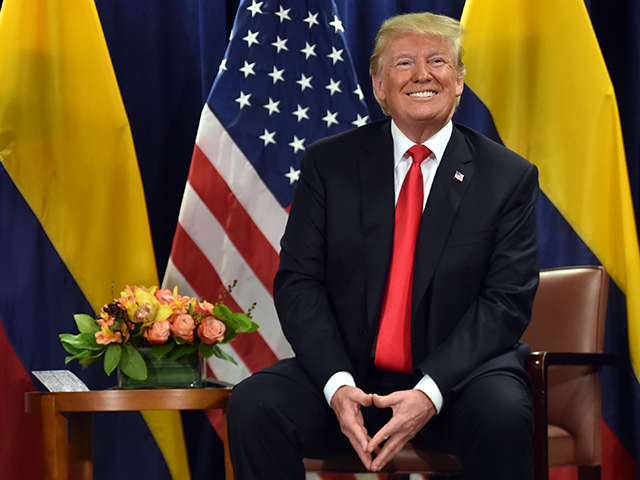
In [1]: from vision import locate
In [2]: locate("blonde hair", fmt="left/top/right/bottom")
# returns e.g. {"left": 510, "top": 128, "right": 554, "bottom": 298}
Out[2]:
{"left": 370, "top": 12, "right": 466, "bottom": 114}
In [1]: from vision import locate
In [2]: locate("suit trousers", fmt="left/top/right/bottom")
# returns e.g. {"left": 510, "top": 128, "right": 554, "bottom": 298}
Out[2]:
{"left": 226, "top": 358, "right": 533, "bottom": 480}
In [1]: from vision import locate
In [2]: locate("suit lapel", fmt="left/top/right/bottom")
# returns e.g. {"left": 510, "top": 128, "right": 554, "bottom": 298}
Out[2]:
{"left": 358, "top": 121, "right": 395, "bottom": 327}
{"left": 411, "top": 125, "right": 475, "bottom": 317}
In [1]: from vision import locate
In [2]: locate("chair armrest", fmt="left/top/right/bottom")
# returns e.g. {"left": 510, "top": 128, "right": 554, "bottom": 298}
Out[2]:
{"left": 527, "top": 351, "right": 617, "bottom": 369}
{"left": 525, "top": 351, "right": 616, "bottom": 479}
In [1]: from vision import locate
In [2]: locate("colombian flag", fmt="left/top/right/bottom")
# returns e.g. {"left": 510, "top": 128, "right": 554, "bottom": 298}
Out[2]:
{"left": 0, "top": 0, "right": 190, "bottom": 478}
{"left": 461, "top": 0, "right": 640, "bottom": 478}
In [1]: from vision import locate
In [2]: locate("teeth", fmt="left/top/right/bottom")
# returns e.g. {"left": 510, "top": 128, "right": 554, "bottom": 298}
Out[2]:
{"left": 409, "top": 91, "right": 436, "bottom": 97}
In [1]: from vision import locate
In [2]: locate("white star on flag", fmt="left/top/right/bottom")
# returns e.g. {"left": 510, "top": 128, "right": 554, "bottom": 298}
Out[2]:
{"left": 268, "top": 66, "right": 285, "bottom": 84}
{"left": 239, "top": 60, "right": 256, "bottom": 77}
{"left": 292, "top": 104, "right": 310, "bottom": 122}
{"left": 259, "top": 128, "right": 277, "bottom": 146}
{"left": 235, "top": 91, "right": 251, "bottom": 109}
{"left": 322, "top": 110, "right": 339, "bottom": 127}
{"left": 275, "top": 5, "right": 291, "bottom": 22}
{"left": 246, "top": 0, "right": 263, "bottom": 17}
{"left": 289, "top": 135, "right": 306, "bottom": 153}
{"left": 296, "top": 73, "right": 313, "bottom": 91}
{"left": 272, "top": 36, "right": 288, "bottom": 52}
{"left": 304, "top": 11, "right": 319, "bottom": 28}
{"left": 327, "top": 46, "right": 344, "bottom": 64}
{"left": 325, "top": 78, "right": 342, "bottom": 96}
{"left": 301, "top": 42, "right": 317, "bottom": 59}
{"left": 264, "top": 98, "right": 281, "bottom": 115}
{"left": 329, "top": 15, "right": 344, "bottom": 33}
{"left": 352, "top": 113, "right": 370, "bottom": 127}
{"left": 285, "top": 166, "right": 301, "bottom": 184}
{"left": 243, "top": 30, "right": 259, "bottom": 48}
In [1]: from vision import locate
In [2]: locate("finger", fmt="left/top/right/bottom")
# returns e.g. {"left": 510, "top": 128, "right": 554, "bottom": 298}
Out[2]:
{"left": 352, "top": 444, "right": 373, "bottom": 471}
{"left": 371, "top": 392, "right": 397, "bottom": 409}
{"left": 338, "top": 408, "right": 371, "bottom": 452}
{"left": 370, "top": 427, "right": 411, "bottom": 471}
{"left": 341, "top": 419, "right": 373, "bottom": 469}
{"left": 366, "top": 421, "right": 394, "bottom": 453}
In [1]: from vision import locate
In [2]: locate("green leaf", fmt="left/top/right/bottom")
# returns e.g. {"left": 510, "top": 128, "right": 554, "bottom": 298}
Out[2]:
{"left": 59, "top": 335, "right": 84, "bottom": 355}
{"left": 169, "top": 344, "right": 197, "bottom": 361}
{"left": 220, "top": 329, "right": 237, "bottom": 344}
{"left": 74, "top": 313, "right": 100, "bottom": 333}
{"left": 64, "top": 351, "right": 90, "bottom": 363}
{"left": 79, "top": 357, "right": 98, "bottom": 368}
{"left": 213, "top": 304, "right": 233, "bottom": 321}
{"left": 151, "top": 343, "right": 174, "bottom": 359}
{"left": 60, "top": 333, "right": 104, "bottom": 351}
{"left": 103, "top": 344, "right": 122, "bottom": 375}
{"left": 119, "top": 344, "right": 147, "bottom": 380}
{"left": 211, "top": 345, "right": 237, "bottom": 365}
{"left": 197, "top": 342, "right": 215, "bottom": 359}
{"left": 232, "top": 313, "right": 259, "bottom": 333}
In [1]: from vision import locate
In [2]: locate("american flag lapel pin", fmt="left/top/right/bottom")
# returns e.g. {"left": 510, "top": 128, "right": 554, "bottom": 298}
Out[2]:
{"left": 454, "top": 170, "right": 465, "bottom": 182}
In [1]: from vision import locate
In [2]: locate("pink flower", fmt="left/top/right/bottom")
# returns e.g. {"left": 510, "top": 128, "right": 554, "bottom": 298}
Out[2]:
{"left": 170, "top": 313, "right": 196, "bottom": 342}
{"left": 95, "top": 330, "right": 123, "bottom": 345}
{"left": 154, "top": 288, "right": 175, "bottom": 305}
{"left": 143, "top": 320, "right": 171, "bottom": 345}
{"left": 193, "top": 300, "right": 214, "bottom": 315}
{"left": 198, "top": 317, "right": 226, "bottom": 345}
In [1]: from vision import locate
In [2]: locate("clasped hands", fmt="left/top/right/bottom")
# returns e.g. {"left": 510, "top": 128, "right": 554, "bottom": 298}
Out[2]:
{"left": 331, "top": 385, "right": 436, "bottom": 472}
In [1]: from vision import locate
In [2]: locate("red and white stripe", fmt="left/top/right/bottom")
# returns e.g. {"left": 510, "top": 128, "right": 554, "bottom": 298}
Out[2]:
{"left": 164, "top": 104, "right": 293, "bottom": 384}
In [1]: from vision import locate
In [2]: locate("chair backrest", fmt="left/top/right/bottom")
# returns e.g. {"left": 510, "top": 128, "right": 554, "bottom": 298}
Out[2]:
{"left": 523, "top": 266, "right": 608, "bottom": 354}
{"left": 522, "top": 266, "right": 609, "bottom": 466}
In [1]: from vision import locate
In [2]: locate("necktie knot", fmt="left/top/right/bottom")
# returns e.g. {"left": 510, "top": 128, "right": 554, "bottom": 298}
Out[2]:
{"left": 407, "top": 144, "right": 432, "bottom": 165}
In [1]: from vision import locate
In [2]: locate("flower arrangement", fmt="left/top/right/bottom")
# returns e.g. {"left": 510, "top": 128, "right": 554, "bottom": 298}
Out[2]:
{"left": 60, "top": 284, "right": 258, "bottom": 381}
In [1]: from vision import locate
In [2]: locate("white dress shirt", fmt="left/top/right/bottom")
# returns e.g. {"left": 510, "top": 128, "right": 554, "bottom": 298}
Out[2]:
{"left": 323, "top": 120, "right": 454, "bottom": 413}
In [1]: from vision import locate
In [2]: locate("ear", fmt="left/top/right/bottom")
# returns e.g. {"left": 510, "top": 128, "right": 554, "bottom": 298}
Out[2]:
{"left": 455, "top": 76, "right": 464, "bottom": 97}
{"left": 372, "top": 74, "right": 386, "bottom": 103}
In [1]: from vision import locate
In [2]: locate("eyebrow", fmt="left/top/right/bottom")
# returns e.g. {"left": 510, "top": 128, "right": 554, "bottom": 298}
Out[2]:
{"left": 390, "top": 50, "right": 450, "bottom": 63}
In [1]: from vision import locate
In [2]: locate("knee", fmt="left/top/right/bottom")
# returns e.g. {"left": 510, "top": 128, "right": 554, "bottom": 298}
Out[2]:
{"left": 227, "top": 373, "right": 276, "bottom": 431}
{"left": 470, "top": 382, "right": 533, "bottom": 445}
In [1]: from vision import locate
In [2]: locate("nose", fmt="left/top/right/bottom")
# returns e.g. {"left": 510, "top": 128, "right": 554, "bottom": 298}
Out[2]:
{"left": 413, "top": 60, "right": 432, "bottom": 82}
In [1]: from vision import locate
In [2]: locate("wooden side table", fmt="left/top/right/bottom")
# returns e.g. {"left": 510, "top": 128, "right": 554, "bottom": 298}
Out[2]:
{"left": 25, "top": 388, "right": 233, "bottom": 480}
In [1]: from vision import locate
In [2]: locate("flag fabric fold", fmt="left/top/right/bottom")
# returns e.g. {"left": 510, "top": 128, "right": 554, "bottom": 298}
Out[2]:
{"left": 0, "top": 0, "right": 189, "bottom": 478}
{"left": 164, "top": 0, "right": 370, "bottom": 387}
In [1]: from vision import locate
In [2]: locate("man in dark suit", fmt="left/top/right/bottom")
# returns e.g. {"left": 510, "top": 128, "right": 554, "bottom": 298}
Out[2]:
{"left": 227, "top": 12, "right": 539, "bottom": 480}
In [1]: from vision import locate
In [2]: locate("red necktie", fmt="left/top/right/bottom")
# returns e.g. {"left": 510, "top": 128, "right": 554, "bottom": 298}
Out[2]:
{"left": 375, "top": 144, "right": 431, "bottom": 373}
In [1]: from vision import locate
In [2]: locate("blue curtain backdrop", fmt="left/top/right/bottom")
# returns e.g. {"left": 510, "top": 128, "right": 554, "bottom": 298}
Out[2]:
{"left": 1, "top": 0, "right": 639, "bottom": 478}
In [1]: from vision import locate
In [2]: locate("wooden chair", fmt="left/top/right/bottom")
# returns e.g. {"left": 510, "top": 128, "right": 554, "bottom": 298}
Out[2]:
{"left": 303, "top": 266, "right": 615, "bottom": 480}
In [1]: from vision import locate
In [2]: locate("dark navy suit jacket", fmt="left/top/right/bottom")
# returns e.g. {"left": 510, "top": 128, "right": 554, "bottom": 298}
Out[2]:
{"left": 272, "top": 119, "right": 539, "bottom": 402}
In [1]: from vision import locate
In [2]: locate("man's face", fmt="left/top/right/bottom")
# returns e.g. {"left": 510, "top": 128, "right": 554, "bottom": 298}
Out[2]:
{"left": 372, "top": 32, "right": 464, "bottom": 137}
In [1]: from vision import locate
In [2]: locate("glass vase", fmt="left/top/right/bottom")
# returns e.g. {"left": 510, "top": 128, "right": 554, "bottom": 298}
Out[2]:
{"left": 118, "top": 347, "right": 203, "bottom": 389}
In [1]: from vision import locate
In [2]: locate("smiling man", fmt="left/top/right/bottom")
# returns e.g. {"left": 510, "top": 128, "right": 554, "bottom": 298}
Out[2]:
{"left": 227, "top": 12, "right": 539, "bottom": 480}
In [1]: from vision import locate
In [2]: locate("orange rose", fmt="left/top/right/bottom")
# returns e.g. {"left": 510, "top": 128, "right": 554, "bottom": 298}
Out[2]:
{"left": 197, "top": 317, "right": 226, "bottom": 345}
{"left": 143, "top": 320, "right": 171, "bottom": 345}
{"left": 170, "top": 313, "right": 196, "bottom": 342}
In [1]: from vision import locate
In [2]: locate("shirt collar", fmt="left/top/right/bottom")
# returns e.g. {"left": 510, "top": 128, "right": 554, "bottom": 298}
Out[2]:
{"left": 391, "top": 120, "right": 453, "bottom": 168}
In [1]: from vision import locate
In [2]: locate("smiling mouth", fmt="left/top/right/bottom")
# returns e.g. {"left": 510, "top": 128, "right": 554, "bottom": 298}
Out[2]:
{"left": 408, "top": 91, "right": 437, "bottom": 98}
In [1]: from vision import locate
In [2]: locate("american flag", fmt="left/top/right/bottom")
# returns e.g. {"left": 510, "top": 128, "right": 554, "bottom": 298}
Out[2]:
{"left": 163, "top": 0, "right": 369, "bottom": 385}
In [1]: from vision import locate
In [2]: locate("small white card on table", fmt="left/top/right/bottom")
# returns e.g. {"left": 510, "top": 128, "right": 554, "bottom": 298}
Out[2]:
{"left": 32, "top": 370, "right": 90, "bottom": 392}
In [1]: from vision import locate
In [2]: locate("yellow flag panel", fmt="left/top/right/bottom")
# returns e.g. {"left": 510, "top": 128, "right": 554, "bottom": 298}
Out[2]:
{"left": 461, "top": 0, "right": 640, "bottom": 378}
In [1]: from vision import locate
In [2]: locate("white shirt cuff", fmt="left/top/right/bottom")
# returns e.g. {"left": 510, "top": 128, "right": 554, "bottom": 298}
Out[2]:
{"left": 414, "top": 373, "right": 443, "bottom": 414}
{"left": 323, "top": 371, "right": 356, "bottom": 406}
